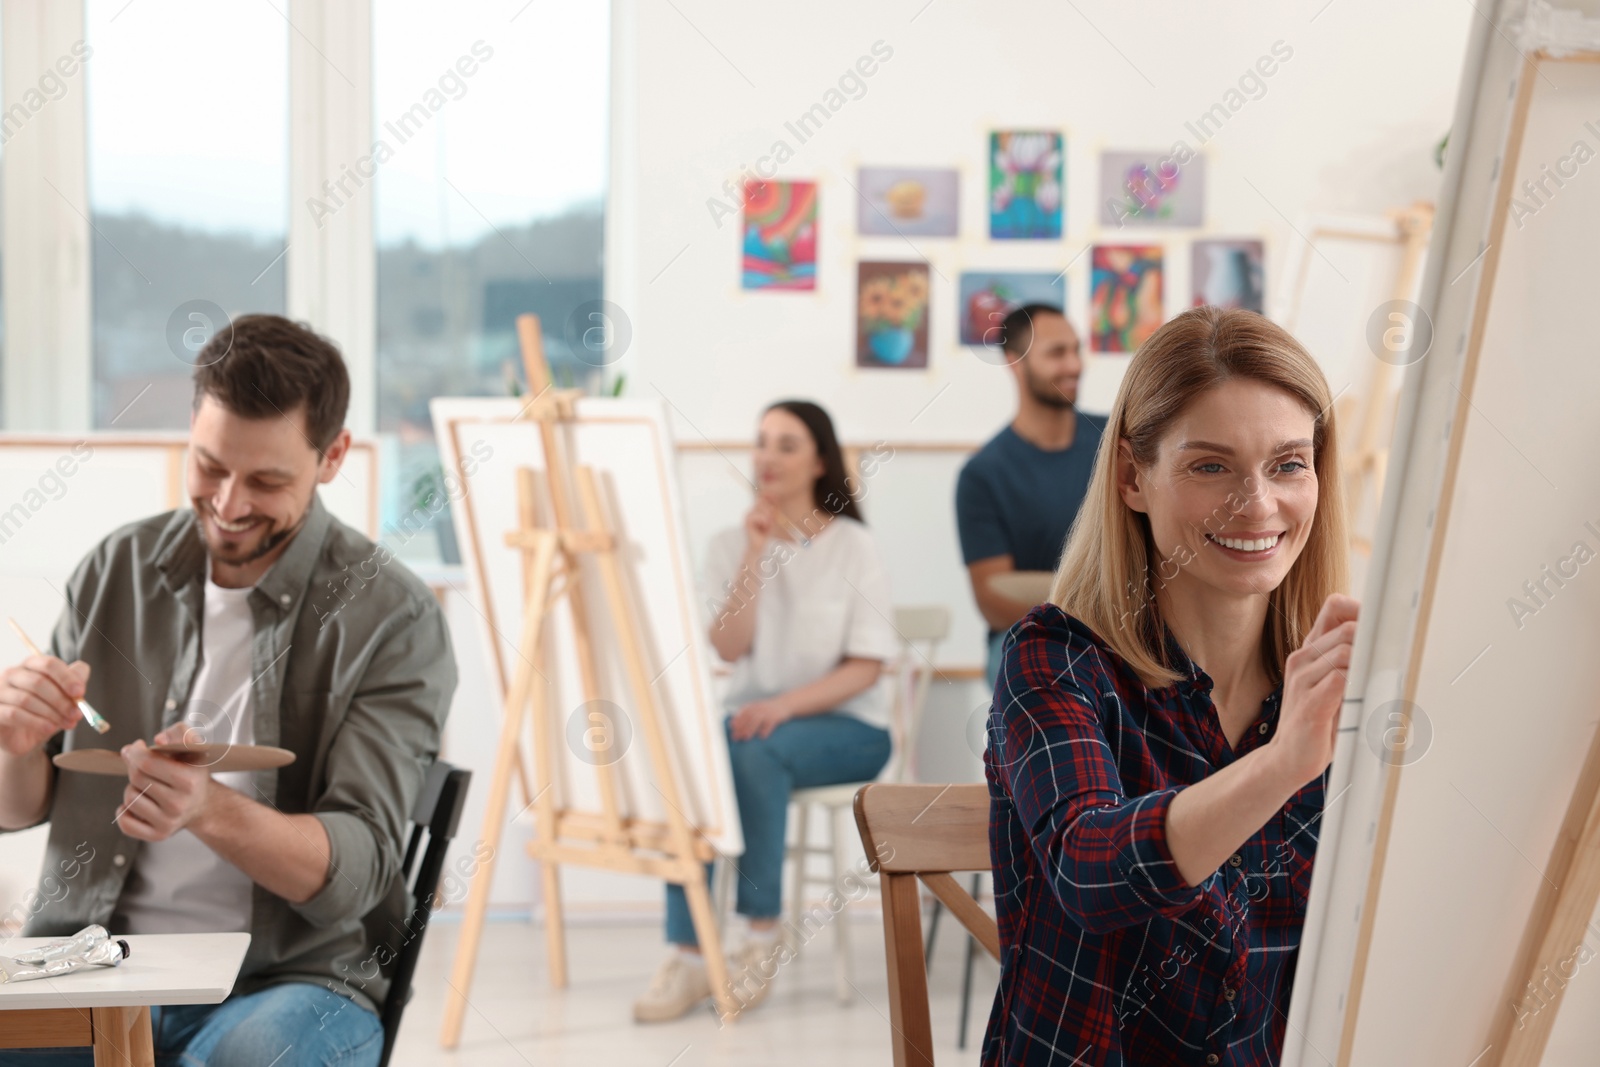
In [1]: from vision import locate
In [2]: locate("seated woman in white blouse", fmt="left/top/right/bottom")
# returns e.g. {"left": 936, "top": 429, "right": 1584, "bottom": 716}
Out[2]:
{"left": 633, "top": 400, "right": 898, "bottom": 1023}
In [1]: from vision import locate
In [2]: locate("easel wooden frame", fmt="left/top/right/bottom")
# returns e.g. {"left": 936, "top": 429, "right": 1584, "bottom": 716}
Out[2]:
{"left": 1297, "top": 47, "right": 1600, "bottom": 1067}
{"left": 1277, "top": 206, "right": 1435, "bottom": 560}
{"left": 439, "top": 315, "right": 739, "bottom": 1047}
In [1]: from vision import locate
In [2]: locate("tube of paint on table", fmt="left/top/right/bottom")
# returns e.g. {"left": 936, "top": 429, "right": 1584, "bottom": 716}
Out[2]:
{"left": 11, "top": 924, "right": 109, "bottom": 965}
{"left": 0, "top": 936, "right": 127, "bottom": 983}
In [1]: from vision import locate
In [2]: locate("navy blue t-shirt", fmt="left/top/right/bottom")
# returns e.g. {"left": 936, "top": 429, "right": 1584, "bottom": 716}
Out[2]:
{"left": 955, "top": 412, "right": 1105, "bottom": 632}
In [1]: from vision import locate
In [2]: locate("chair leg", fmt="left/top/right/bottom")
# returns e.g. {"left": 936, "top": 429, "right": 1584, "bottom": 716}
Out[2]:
{"left": 831, "top": 804, "right": 853, "bottom": 1006}
{"left": 957, "top": 872, "right": 982, "bottom": 1050}
{"left": 924, "top": 897, "right": 943, "bottom": 969}
{"left": 786, "top": 801, "right": 810, "bottom": 950}
{"left": 712, "top": 853, "right": 734, "bottom": 944}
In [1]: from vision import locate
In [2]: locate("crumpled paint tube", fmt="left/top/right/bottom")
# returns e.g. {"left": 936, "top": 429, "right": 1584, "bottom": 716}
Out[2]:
{"left": 11, "top": 924, "right": 110, "bottom": 965}
{"left": 0, "top": 926, "right": 128, "bottom": 983}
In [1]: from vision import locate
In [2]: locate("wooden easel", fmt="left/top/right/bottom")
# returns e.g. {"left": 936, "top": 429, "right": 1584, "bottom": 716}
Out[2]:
{"left": 1340, "top": 200, "right": 1434, "bottom": 558}
{"left": 440, "top": 315, "right": 739, "bottom": 1047}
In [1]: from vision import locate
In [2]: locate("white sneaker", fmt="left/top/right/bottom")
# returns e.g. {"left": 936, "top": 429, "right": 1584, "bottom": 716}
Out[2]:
{"left": 720, "top": 938, "right": 786, "bottom": 1015}
{"left": 632, "top": 952, "right": 712, "bottom": 1023}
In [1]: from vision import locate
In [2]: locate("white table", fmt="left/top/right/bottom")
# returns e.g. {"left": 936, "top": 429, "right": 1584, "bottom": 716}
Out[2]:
{"left": 0, "top": 933, "right": 250, "bottom": 1066}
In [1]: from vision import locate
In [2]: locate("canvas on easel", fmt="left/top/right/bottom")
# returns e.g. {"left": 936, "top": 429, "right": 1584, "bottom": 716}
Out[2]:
{"left": 1284, "top": 4, "right": 1600, "bottom": 1064}
{"left": 1275, "top": 206, "right": 1433, "bottom": 593}
{"left": 432, "top": 318, "right": 744, "bottom": 1042}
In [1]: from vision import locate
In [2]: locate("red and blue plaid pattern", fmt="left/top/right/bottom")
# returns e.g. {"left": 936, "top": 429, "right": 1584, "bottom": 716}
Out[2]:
{"left": 982, "top": 604, "right": 1325, "bottom": 1066}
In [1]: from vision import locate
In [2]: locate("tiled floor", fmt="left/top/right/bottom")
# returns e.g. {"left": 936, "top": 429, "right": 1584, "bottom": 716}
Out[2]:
{"left": 391, "top": 910, "right": 1000, "bottom": 1066}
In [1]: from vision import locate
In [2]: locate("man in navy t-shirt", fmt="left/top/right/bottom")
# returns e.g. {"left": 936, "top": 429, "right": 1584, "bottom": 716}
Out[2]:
{"left": 955, "top": 303, "right": 1104, "bottom": 687}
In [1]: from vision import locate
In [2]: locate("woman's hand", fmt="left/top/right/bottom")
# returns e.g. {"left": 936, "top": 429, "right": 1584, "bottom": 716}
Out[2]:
{"left": 744, "top": 494, "right": 780, "bottom": 555}
{"left": 730, "top": 697, "right": 793, "bottom": 741}
{"left": 1269, "top": 593, "right": 1359, "bottom": 789}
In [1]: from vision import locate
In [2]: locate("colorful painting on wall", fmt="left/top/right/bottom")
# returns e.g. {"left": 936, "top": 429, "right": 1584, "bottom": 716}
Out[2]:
{"left": 989, "top": 131, "right": 1063, "bottom": 239}
{"left": 1090, "top": 245, "right": 1165, "bottom": 352}
{"left": 857, "top": 167, "right": 959, "bottom": 237}
{"left": 1097, "top": 150, "right": 1205, "bottom": 228}
{"left": 957, "top": 272, "right": 1065, "bottom": 346}
{"left": 856, "top": 261, "right": 930, "bottom": 369}
{"left": 1192, "top": 239, "right": 1264, "bottom": 312}
{"left": 742, "top": 180, "right": 817, "bottom": 290}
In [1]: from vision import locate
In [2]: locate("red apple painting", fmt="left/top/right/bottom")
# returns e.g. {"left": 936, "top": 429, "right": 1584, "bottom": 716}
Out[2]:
{"left": 957, "top": 272, "right": 1066, "bottom": 346}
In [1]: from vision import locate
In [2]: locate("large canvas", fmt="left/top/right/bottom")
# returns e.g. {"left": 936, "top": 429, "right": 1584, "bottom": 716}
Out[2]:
{"left": 1098, "top": 149, "right": 1205, "bottom": 227}
{"left": 856, "top": 167, "right": 959, "bottom": 237}
{"left": 856, "top": 261, "right": 930, "bottom": 369}
{"left": 430, "top": 397, "right": 743, "bottom": 856}
{"left": 957, "top": 271, "right": 1065, "bottom": 346}
{"left": 742, "top": 179, "right": 817, "bottom": 290}
{"left": 1284, "top": 19, "right": 1600, "bottom": 1067}
{"left": 1089, "top": 245, "right": 1164, "bottom": 352}
{"left": 989, "top": 131, "right": 1062, "bottom": 239}
{"left": 1191, "top": 238, "right": 1264, "bottom": 312}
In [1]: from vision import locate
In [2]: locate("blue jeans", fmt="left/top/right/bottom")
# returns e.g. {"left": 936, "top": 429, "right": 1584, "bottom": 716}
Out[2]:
{"left": 664, "top": 712, "right": 892, "bottom": 945}
{"left": 0, "top": 981, "right": 382, "bottom": 1067}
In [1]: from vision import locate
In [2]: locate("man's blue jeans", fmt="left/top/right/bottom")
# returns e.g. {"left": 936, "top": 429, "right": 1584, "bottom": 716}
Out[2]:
{"left": 0, "top": 981, "right": 382, "bottom": 1067}
{"left": 664, "top": 712, "right": 892, "bottom": 945}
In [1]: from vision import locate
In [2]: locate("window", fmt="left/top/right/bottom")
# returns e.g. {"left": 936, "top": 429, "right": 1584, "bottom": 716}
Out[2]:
{"left": 85, "top": 0, "right": 287, "bottom": 429}
{"left": 374, "top": 0, "right": 609, "bottom": 561}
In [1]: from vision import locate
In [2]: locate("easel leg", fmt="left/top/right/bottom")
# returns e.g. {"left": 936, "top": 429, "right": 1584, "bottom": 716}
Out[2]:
{"left": 541, "top": 860, "right": 568, "bottom": 988}
{"left": 683, "top": 866, "right": 739, "bottom": 1021}
{"left": 439, "top": 685, "right": 522, "bottom": 1047}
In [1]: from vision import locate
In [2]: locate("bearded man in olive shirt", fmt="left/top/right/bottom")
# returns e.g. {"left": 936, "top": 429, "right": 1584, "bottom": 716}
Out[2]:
{"left": 0, "top": 315, "right": 456, "bottom": 1067}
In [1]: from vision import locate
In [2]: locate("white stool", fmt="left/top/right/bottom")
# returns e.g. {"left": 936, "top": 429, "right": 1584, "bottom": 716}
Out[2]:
{"left": 783, "top": 605, "right": 950, "bottom": 1004}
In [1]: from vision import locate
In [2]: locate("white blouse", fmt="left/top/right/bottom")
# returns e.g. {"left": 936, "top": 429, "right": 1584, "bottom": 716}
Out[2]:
{"left": 703, "top": 515, "right": 898, "bottom": 728}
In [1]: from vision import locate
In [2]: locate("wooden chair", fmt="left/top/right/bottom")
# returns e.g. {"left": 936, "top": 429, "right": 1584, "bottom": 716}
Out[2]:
{"left": 783, "top": 605, "right": 949, "bottom": 1004}
{"left": 853, "top": 782, "right": 999, "bottom": 1067}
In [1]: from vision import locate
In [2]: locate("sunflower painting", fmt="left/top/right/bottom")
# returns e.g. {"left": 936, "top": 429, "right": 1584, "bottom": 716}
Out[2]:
{"left": 856, "top": 261, "right": 930, "bottom": 369}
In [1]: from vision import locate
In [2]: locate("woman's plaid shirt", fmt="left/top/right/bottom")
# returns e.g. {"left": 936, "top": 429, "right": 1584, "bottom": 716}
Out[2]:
{"left": 981, "top": 605, "right": 1326, "bottom": 1066}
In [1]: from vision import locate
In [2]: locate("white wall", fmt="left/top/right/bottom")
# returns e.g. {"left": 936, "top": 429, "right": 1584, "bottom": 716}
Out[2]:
{"left": 610, "top": 0, "right": 1471, "bottom": 431}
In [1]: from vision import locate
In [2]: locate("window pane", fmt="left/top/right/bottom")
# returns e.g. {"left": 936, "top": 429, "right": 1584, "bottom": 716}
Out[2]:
{"left": 86, "top": 0, "right": 287, "bottom": 429}
{"left": 375, "top": 0, "right": 609, "bottom": 561}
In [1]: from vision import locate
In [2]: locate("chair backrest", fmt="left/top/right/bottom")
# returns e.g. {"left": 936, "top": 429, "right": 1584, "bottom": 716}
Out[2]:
{"left": 378, "top": 760, "right": 473, "bottom": 1067}
{"left": 884, "top": 605, "right": 950, "bottom": 783}
{"left": 854, "top": 782, "right": 998, "bottom": 1067}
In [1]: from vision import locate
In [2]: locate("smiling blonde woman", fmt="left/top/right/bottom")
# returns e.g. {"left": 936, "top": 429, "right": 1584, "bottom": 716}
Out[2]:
{"left": 983, "top": 306, "right": 1359, "bottom": 1066}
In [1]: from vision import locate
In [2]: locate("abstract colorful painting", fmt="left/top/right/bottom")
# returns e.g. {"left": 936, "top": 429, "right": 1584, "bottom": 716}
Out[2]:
{"left": 957, "top": 272, "right": 1065, "bottom": 346}
{"left": 989, "top": 131, "right": 1063, "bottom": 239}
{"left": 1098, "top": 150, "right": 1205, "bottom": 228}
{"left": 857, "top": 167, "right": 959, "bottom": 237}
{"left": 742, "top": 180, "right": 817, "bottom": 290}
{"left": 856, "top": 261, "right": 930, "bottom": 369}
{"left": 1192, "top": 239, "right": 1264, "bottom": 312}
{"left": 1090, "top": 245, "right": 1165, "bottom": 352}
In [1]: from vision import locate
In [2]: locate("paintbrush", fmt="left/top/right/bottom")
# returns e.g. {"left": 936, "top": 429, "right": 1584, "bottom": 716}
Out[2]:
{"left": 7, "top": 618, "right": 111, "bottom": 734}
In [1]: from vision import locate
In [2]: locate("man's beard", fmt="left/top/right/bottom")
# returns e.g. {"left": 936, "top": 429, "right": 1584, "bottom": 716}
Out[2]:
{"left": 1026, "top": 372, "right": 1077, "bottom": 410}
{"left": 198, "top": 503, "right": 310, "bottom": 567}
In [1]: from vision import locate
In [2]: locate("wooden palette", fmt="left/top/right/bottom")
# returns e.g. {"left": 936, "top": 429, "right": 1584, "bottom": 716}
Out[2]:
{"left": 53, "top": 743, "right": 295, "bottom": 777}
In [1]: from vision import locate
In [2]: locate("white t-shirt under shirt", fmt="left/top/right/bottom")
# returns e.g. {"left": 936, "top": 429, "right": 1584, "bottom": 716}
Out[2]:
{"left": 114, "top": 575, "right": 258, "bottom": 935}
{"left": 704, "top": 516, "right": 899, "bottom": 728}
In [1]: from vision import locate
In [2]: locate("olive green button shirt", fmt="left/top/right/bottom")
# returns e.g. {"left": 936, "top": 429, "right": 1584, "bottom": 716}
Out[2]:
{"left": 4, "top": 494, "right": 457, "bottom": 1015}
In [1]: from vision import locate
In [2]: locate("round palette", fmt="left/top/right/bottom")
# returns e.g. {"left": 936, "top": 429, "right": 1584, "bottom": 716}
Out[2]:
{"left": 53, "top": 743, "right": 296, "bottom": 777}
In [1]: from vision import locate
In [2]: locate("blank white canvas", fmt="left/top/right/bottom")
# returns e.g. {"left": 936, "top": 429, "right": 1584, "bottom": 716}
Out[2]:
{"left": 432, "top": 396, "right": 742, "bottom": 857}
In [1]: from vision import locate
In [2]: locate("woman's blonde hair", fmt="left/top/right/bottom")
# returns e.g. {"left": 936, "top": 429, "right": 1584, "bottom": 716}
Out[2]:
{"left": 1049, "top": 306, "right": 1348, "bottom": 687}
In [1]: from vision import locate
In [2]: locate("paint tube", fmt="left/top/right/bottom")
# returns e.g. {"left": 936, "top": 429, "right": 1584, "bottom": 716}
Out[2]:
{"left": 11, "top": 924, "right": 110, "bottom": 965}
{"left": 0, "top": 930, "right": 128, "bottom": 983}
